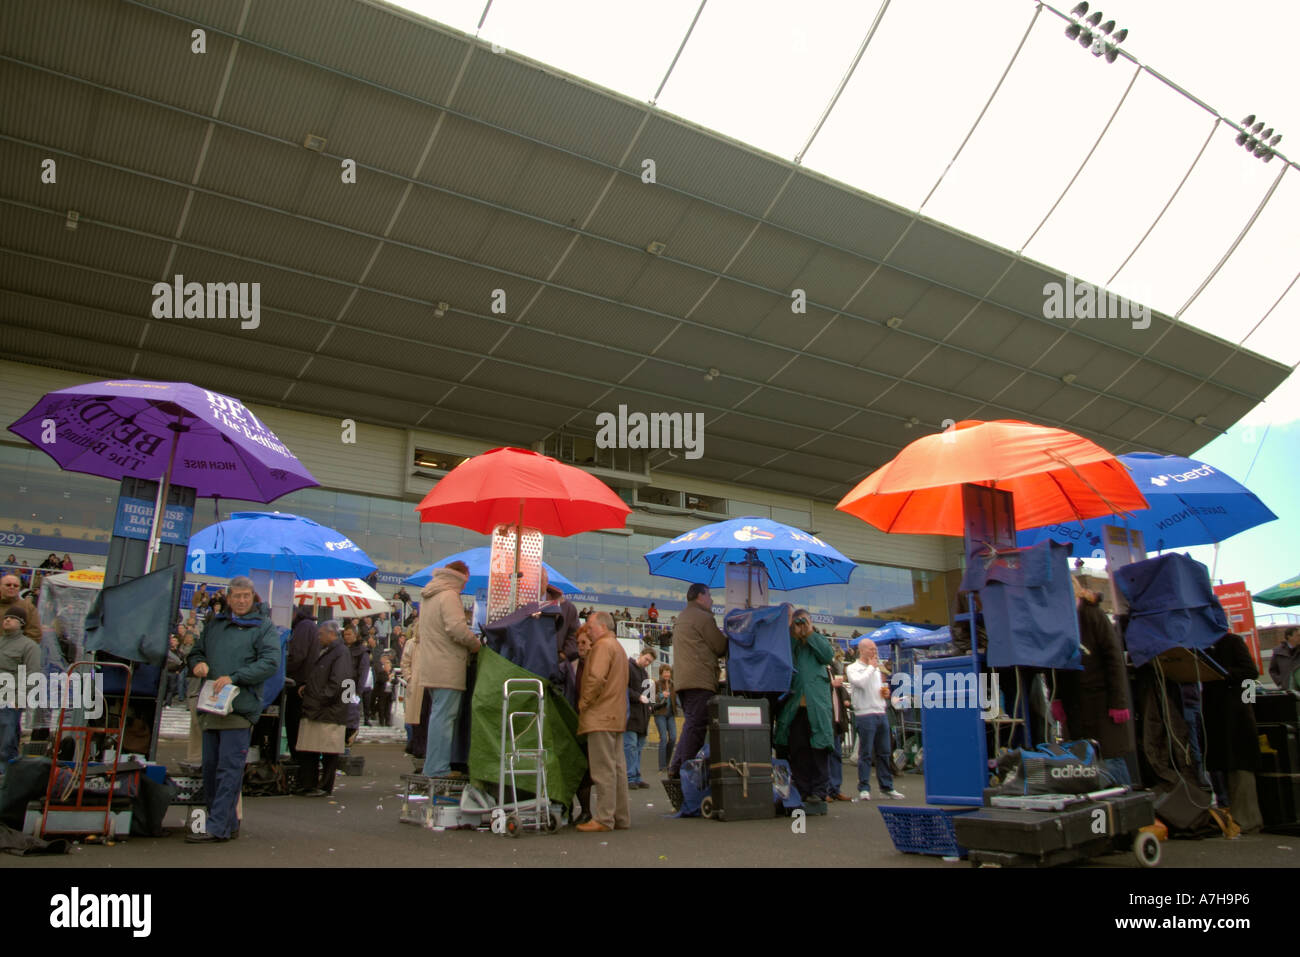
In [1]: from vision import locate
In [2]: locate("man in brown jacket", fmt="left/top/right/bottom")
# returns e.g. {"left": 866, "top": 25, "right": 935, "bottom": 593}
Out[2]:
{"left": 577, "top": 612, "right": 630, "bottom": 832}
{"left": 0, "top": 574, "right": 40, "bottom": 642}
{"left": 665, "top": 583, "right": 727, "bottom": 780}
{"left": 415, "top": 561, "right": 480, "bottom": 778}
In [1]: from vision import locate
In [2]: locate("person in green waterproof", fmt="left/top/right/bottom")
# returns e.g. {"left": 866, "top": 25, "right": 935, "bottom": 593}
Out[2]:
{"left": 775, "top": 608, "right": 835, "bottom": 817}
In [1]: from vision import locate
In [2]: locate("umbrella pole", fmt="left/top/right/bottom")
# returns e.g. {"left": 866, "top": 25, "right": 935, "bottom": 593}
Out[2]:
{"left": 510, "top": 501, "right": 523, "bottom": 612}
{"left": 144, "top": 421, "right": 182, "bottom": 575}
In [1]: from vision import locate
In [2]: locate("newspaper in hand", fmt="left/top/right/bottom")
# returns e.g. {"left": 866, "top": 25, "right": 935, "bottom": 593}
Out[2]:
{"left": 197, "top": 680, "right": 240, "bottom": 715}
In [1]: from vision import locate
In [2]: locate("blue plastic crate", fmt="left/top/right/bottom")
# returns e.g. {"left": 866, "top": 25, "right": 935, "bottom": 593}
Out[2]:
{"left": 878, "top": 805, "right": 977, "bottom": 857}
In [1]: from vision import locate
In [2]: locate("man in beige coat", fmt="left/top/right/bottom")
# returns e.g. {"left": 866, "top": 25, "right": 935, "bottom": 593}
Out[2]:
{"left": 576, "top": 612, "right": 630, "bottom": 832}
{"left": 415, "top": 562, "right": 480, "bottom": 778}
{"left": 665, "top": 583, "right": 728, "bottom": 780}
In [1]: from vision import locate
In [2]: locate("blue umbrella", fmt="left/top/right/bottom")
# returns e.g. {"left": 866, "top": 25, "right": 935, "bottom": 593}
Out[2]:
{"left": 1016, "top": 452, "right": 1276, "bottom": 554}
{"left": 643, "top": 516, "right": 855, "bottom": 590}
{"left": 403, "top": 547, "right": 579, "bottom": 595}
{"left": 854, "top": 621, "right": 935, "bottom": 646}
{"left": 187, "top": 512, "right": 377, "bottom": 580}
{"left": 900, "top": 626, "right": 952, "bottom": 649}
{"left": 852, "top": 621, "right": 934, "bottom": 660}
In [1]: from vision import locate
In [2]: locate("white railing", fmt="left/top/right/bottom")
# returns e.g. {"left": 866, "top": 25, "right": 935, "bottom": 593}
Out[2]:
{"left": 616, "top": 620, "right": 673, "bottom": 668}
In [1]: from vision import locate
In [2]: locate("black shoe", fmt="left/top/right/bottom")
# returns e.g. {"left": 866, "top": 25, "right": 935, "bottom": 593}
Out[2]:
{"left": 185, "top": 832, "right": 227, "bottom": 844}
{"left": 228, "top": 828, "right": 240, "bottom": 841}
{"left": 301, "top": 788, "right": 329, "bottom": 797}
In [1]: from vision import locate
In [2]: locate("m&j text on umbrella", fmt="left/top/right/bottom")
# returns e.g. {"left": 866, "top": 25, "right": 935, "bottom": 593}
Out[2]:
{"left": 643, "top": 516, "right": 855, "bottom": 591}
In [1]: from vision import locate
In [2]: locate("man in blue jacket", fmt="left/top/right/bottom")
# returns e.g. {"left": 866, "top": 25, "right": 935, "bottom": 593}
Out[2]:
{"left": 186, "top": 576, "right": 280, "bottom": 844}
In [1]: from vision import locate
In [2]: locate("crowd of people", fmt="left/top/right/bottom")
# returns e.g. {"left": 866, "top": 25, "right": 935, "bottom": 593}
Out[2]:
{"left": 0, "top": 553, "right": 1293, "bottom": 844}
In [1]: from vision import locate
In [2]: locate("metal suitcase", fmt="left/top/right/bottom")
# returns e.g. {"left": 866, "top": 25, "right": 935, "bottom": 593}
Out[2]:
{"left": 705, "top": 696, "right": 772, "bottom": 822}
{"left": 954, "top": 790, "right": 1158, "bottom": 867}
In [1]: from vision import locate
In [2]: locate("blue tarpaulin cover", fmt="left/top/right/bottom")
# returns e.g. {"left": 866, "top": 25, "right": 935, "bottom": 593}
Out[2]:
{"left": 724, "top": 603, "right": 794, "bottom": 693}
{"left": 260, "top": 626, "right": 290, "bottom": 708}
{"left": 960, "top": 540, "right": 1081, "bottom": 669}
{"left": 1114, "top": 552, "right": 1229, "bottom": 667}
{"left": 83, "top": 565, "right": 177, "bottom": 667}
{"left": 480, "top": 603, "right": 564, "bottom": 683}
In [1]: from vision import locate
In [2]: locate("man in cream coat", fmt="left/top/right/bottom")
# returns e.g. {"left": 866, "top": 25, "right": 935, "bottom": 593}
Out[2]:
{"left": 415, "top": 561, "right": 480, "bottom": 778}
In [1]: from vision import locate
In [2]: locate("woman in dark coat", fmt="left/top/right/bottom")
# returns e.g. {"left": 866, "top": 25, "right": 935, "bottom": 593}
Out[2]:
{"left": 1055, "top": 582, "right": 1135, "bottom": 785}
{"left": 343, "top": 624, "right": 370, "bottom": 746}
{"left": 1202, "top": 632, "right": 1262, "bottom": 831}
{"left": 296, "top": 620, "right": 352, "bottom": 796}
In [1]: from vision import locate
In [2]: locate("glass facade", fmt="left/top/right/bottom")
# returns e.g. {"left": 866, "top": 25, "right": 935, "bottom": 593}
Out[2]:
{"left": 0, "top": 443, "right": 949, "bottom": 625}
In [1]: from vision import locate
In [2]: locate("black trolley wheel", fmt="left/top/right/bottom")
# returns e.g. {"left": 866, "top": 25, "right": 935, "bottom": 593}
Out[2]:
{"left": 700, "top": 795, "right": 714, "bottom": 819}
{"left": 505, "top": 813, "right": 522, "bottom": 838}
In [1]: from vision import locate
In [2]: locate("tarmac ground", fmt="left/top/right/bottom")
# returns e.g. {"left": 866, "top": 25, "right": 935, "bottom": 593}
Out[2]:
{"left": 2, "top": 739, "right": 1296, "bottom": 870}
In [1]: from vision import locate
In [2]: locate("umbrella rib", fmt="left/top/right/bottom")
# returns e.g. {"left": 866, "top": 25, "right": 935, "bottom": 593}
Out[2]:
{"left": 1041, "top": 449, "right": 1134, "bottom": 521}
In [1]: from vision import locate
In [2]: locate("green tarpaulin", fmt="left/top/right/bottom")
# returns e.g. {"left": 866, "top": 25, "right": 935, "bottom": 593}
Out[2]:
{"left": 467, "top": 647, "right": 587, "bottom": 806}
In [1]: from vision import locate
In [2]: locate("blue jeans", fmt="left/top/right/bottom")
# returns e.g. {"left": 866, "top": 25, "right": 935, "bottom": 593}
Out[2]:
{"left": 1102, "top": 756, "right": 1132, "bottom": 787}
{"left": 422, "top": 688, "right": 463, "bottom": 777}
{"left": 624, "top": 730, "right": 647, "bottom": 784}
{"left": 855, "top": 713, "right": 894, "bottom": 792}
{"left": 827, "top": 739, "right": 843, "bottom": 796}
{"left": 201, "top": 726, "right": 250, "bottom": 839}
{"left": 1182, "top": 703, "right": 1210, "bottom": 787}
{"left": 654, "top": 713, "right": 676, "bottom": 769}
{"left": 0, "top": 708, "right": 21, "bottom": 763}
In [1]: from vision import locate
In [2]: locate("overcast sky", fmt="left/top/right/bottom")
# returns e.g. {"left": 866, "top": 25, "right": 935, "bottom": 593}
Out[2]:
{"left": 390, "top": 0, "right": 1299, "bottom": 620}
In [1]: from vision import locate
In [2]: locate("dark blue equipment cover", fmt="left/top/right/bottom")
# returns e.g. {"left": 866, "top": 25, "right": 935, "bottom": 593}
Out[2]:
{"left": 260, "top": 625, "right": 290, "bottom": 708}
{"left": 1113, "top": 552, "right": 1229, "bottom": 667}
{"left": 480, "top": 603, "right": 564, "bottom": 683}
{"left": 960, "top": 540, "right": 1081, "bottom": 670}
{"left": 724, "top": 604, "right": 794, "bottom": 693}
{"left": 83, "top": 565, "right": 177, "bottom": 667}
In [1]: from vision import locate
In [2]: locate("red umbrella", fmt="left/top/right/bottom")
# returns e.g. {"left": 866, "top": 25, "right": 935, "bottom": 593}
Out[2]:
{"left": 414, "top": 447, "right": 630, "bottom": 536}
{"left": 835, "top": 420, "right": 1148, "bottom": 536}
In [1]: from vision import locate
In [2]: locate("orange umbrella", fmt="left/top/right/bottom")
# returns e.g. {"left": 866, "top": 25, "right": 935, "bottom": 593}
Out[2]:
{"left": 835, "top": 420, "right": 1147, "bottom": 536}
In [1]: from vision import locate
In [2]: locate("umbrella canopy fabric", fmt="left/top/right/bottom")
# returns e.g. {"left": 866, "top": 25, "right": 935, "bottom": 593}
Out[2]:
{"left": 900, "top": 626, "right": 953, "bottom": 649}
{"left": 854, "top": 621, "right": 934, "bottom": 646}
{"left": 187, "top": 512, "right": 377, "bottom": 580}
{"left": 1015, "top": 452, "right": 1276, "bottom": 553}
{"left": 835, "top": 420, "right": 1147, "bottom": 537}
{"left": 8, "top": 379, "right": 317, "bottom": 501}
{"left": 403, "top": 548, "right": 578, "bottom": 594}
{"left": 294, "top": 578, "right": 392, "bottom": 618}
{"left": 1255, "top": 574, "right": 1300, "bottom": 608}
{"left": 414, "top": 447, "right": 630, "bottom": 536}
{"left": 643, "top": 516, "right": 856, "bottom": 590}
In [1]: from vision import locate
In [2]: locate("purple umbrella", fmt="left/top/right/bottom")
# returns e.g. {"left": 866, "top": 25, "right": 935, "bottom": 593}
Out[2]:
{"left": 9, "top": 380, "right": 318, "bottom": 569}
